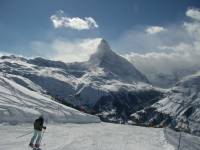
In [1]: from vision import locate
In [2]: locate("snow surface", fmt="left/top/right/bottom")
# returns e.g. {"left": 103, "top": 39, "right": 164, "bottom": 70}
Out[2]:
{"left": 0, "top": 123, "right": 183, "bottom": 150}
{"left": 0, "top": 75, "right": 100, "bottom": 124}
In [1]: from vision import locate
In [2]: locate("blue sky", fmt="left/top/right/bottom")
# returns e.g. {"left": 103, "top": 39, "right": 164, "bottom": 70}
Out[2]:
{"left": 0, "top": 0, "right": 200, "bottom": 62}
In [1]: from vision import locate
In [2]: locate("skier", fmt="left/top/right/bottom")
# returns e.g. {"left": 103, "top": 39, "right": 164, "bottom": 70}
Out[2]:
{"left": 29, "top": 116, "right": 46, "bottom": 149}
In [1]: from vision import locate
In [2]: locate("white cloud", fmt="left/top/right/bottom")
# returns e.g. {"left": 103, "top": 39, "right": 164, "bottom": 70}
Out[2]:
{"left": 186, "top": 8, "right": 200, "bottom": 21}
{"left": 112, "top": 24, "right": 187, "bottom": 54}
{"left": 30, "top": 38, "right": 101, "bottom": 62}
{"left": 146, "top": 26, "right": 166, "bottom": 34}
{"left": 117, "top": 8, "right": 200, "bottom": 77}
{"left": 50, "top": 10, "right": 99, "bottom": 30}
{"left": 124, "top": 42, "right": 200, "bottom": 75}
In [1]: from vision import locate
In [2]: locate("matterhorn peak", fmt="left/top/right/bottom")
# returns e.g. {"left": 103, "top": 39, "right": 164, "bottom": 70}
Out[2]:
{"left": 89, "top": 39, "right": 114, "bottom": 65}
{"left": 97, "top": 39, "right": 111, "bottom": 52}
{"left": 88, "top": 39, "right": 149, "bottom": 83}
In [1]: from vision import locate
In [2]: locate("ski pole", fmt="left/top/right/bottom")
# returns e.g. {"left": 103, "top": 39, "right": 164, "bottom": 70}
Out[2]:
{"left": 39, "top": 129, "right": 46, "bottom": 146}
{"left": 16, "top": 131, "right": 33, "bottom": 139}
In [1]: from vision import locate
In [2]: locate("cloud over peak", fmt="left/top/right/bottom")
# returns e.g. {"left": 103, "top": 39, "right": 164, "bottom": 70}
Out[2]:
{"left": 31, "top": 38, "right": 102, "bottom": 62}
{"left": 50, "top": 10, "right": 99, "bottom": 30}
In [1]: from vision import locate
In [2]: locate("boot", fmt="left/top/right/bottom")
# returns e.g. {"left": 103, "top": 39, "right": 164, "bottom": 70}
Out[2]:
{"left": 35, "top": 144, "right": 40, "bottom": 148}
{"left": 29, "top": 143, "right": 34, "bottom": 148}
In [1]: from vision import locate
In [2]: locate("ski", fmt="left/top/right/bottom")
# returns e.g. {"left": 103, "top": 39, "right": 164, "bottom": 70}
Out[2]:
{"left": 33, "top": 148, "right": 42, "bottom": 150}
{"left": 29, "top": 144, "right": 42, "bottom": 150}
{"left": 29, "top": 145, "right": 42, "bottom": 150}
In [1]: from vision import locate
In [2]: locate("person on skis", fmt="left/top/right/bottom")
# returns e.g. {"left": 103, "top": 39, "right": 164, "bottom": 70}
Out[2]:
{"left": 29, "top": 116, "right": 46, "bottom": 148}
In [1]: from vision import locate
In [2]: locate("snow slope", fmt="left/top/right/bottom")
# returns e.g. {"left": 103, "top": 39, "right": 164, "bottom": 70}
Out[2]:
{"left": 0, "top": 123, "right": 180, "bottom": 150}
{"left": 0, "top": 74, "right": 100, "bottom": 124}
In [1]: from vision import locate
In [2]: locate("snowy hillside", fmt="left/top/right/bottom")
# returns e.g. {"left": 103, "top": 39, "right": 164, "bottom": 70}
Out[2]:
{"left": 131, "top": 72, "right": 200, "bottom": 136}
{"left": 0, "top": 39, "right": 163, "bottom": 123}
{"left": 0, "top": 123, "right": 174, "bottom": 150}
{"left": 0, "top": 74, "right": 100, "bottom": 124}
{"left": 1, "top": 123, "right": 200, "bottom": 150}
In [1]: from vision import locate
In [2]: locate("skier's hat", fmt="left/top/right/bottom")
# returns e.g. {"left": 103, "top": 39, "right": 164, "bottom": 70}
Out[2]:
{"left": 39, "top": 115, "right": 44, "bottom": 120}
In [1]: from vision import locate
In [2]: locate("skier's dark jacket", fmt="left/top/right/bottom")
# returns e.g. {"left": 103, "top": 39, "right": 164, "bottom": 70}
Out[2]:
{"left": 34, "top": 117, "right": 44, "bottom": 131}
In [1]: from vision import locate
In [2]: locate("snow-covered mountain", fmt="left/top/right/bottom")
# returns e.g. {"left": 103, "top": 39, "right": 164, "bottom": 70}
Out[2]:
{"left": 0, "top": 74, "right": 99, "bottom": 124}
{"left": 0, "top": 39, "right": 164, "bottom": 123}
{"left": 1, "top": 52, "right": 200, "bottom": 149}
{"left": 131, "top": 72, "right": 200, "bottom": 136}
{"left": 1, "top": 39, "right": 199, "bottom": 137}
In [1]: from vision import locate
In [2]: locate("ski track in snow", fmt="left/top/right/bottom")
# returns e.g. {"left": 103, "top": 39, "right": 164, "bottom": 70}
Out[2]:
{"left": 0, "top": 123, "right": 177, "bottom": 150}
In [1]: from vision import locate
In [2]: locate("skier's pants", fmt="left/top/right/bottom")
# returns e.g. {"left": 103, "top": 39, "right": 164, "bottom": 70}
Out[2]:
{"left": 30, "top": 129, "right": 42, "bottom": 145}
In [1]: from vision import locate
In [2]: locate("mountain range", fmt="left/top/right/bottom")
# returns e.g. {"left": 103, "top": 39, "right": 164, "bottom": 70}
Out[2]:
{"left": 0, "top": 39, "right": 199, "bottom": 136}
